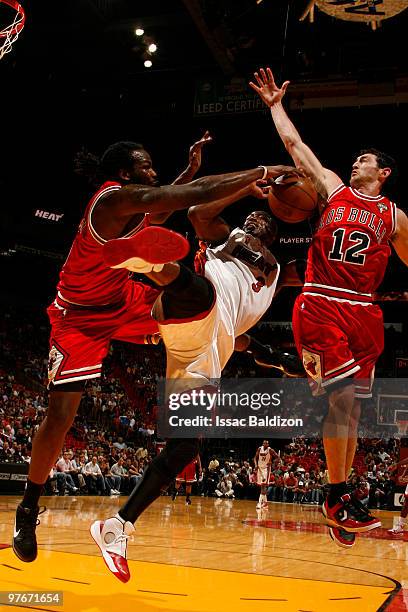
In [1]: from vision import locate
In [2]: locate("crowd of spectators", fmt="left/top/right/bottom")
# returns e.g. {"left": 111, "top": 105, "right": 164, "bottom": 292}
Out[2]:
{"left": 0, "top": 307, "right": 406, "bottom": 509}
{"left": 195, "top": 437, "right": 403, "bottom": 510}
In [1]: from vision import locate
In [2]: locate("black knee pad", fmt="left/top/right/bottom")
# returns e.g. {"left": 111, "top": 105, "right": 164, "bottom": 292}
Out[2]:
{"left": 154, "top": 438, "right": 200, "bottom": 480}
{"left": 161, "top": 264, "right": 214, "bottom": 320}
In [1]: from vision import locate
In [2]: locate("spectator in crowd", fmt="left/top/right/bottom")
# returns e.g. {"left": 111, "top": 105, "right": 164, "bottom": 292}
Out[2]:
{"left": 111, "top": 458, "right": 128, "bottom": 493}
{"left": 215, "top": 476, "right": 235, "bottom": 498}
{"left": 283, "top": 471, "right": 298, "bottom": 502}
{"left": 84, "top": 456, "right": 105, "bottom": 495}
{"left": 56, "top": 452, "right": 79, "bottom": 494}
{"left": 100, "top": 459, "right": 120, "bottom": 496}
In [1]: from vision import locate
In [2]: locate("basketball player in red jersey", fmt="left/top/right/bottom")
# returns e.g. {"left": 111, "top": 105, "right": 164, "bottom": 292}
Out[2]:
{"left": 12, "top": 132, "right": 286, "bottom": 563}
{"left": 172, "top": 454, "right": 202, "bottom": 505}
{"left": 251, "top": 67, "right": 408, "bottom": 548}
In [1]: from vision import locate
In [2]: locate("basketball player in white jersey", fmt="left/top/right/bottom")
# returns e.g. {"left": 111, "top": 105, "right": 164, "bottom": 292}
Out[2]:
{"left": 254, "top": 440, "right": 274, "bottom": 509}
{"left": 91, "top": 168, "right": 305, "bottom": 582}
{"left": 388, "top": 456, "right": 408, "bottom": 535}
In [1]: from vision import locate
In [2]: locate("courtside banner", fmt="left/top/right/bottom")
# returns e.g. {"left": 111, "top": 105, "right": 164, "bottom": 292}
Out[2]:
{"left": 156, "top": 378, "right": 408, "bottom": 439}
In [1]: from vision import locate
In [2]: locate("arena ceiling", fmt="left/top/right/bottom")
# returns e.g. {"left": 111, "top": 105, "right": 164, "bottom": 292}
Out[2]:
{"left": 5, "top": 0, "right": 408, "bottom": 86}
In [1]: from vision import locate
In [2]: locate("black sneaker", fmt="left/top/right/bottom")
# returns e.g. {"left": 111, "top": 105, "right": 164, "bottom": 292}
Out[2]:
{"left": 12, "top": 505, "right": 46, "bottom": 562}
{"left": 185, "top": 498, "right": 192, "bottom": 505}
{"left": 254, "top": 348, "right": 305, "bottom": 377}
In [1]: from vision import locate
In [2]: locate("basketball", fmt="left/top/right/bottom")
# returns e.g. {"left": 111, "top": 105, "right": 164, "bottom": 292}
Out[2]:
{"left": 267, "top": 173, "right": 318, "bottom": 223}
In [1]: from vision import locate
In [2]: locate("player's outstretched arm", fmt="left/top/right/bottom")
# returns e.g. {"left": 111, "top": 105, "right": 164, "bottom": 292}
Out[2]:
{"left": 188, "top": 164, "right": 297, "bottom": 242}
{"left": 391, "top": 208, "right": 408, "bottom": 266}
{"left": 249, "top": 67, "right": 341, "bottom": 199}
{"left": 103, "top": 166, "right": 282, "bottom": 218}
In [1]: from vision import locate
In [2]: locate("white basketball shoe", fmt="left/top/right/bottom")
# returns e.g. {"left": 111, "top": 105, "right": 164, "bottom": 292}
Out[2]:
{"left": 90, "top": 515, "right": 134, "bottom": 583}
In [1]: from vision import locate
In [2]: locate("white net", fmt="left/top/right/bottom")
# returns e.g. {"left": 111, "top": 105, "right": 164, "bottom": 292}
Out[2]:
{"left": 0, "top": 3, "right": 25, "bottom": 60}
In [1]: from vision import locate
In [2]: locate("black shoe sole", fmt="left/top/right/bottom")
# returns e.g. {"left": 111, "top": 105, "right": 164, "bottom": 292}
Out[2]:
{"left": 12, "top": 541, "right": 37, "bottom": 563}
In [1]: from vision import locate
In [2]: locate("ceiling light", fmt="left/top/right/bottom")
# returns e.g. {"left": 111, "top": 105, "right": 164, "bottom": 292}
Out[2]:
{"left": 144, "top": 60, "right": 152, "bottom": 68}
{"left": 135, "top": 28, "right": 144, "bottom": 36}
{"left": 148, "top": 43, "right": 157, "bottom": 53}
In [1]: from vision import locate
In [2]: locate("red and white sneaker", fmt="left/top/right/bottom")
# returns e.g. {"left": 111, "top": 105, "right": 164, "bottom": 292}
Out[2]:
{"left": 102, "top": 226, "right": 190, "bottom": 273}
{"left": 388, "top": 525, "right": 404, "bottom": 535}
{"left": 90, "top": 516, "right": 134, "bottom": 583}
{"left": 322, "top": 494, "right": 381, "bottom": 533}
{"left": 328, "top": 526, "right": 356, "bottom": 548}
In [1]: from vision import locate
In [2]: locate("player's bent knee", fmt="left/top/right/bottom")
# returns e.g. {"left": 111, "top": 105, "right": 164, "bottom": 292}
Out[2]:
{"left": 161, "top": 265, "right": 214, "bottom": 320}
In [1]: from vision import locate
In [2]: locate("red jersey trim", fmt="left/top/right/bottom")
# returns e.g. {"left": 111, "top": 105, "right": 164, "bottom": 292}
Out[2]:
{"left": 302, "top": 284, "right": 373, "bottom": 304}
{"left": 321, "top": 364, "right": 360, "bottom": 387}
{"left": 88, "top": 185, "right": 122, "bottom": 245}
{"left": 327, "top": 183, "right": 346, "bottom": 203}
{"left": 52, "top": 372, "right": 102, "bottom": 385}
{"left": 350, "top": 188, "right": 383, "bottom": 201}
{"left": 304, "top": 282, "right": 372, "bottom": 297}
{"left": 302, "top": 292, "right": 373, "bottom": 306}
{"left": 56, "top": 291, "right": 125, "bottom": 309}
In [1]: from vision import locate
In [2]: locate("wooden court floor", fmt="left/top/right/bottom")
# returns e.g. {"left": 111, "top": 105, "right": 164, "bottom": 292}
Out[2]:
{"left": 0, "top": 495, "right": 407, "bottom": 612}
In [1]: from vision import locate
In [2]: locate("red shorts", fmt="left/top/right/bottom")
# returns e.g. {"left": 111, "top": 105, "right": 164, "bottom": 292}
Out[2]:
{"left": 292, "top": 294, "right": 384, "bottom": 398}
{"left": 47, "top": 281, "right": 159, "bottom": 386}
{"left": 176, "top": 462, "right": 197, "bottom": 483}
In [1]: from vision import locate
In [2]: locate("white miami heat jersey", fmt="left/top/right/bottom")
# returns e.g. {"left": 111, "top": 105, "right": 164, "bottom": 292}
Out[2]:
{"left": 204, "top": 228, "right": 280, "bottom": 338}
{"left": 257, "top": 446, "right": 271, "bottom": 468}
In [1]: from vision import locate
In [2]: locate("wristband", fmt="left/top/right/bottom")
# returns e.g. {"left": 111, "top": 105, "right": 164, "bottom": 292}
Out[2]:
{"left": 257, "top": 165, "right": 268, "bottom": 181}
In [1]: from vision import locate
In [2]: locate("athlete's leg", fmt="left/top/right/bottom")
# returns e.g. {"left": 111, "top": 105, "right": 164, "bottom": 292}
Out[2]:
{"left": 323, "top": 383, "right": 355, "bottom": 490}
{"left": 27, "top": 389, "right": 83, "bottom": 489}
{"left": 91, "top": 438, "right": 200, "bottom": 582}
{"left": 389, "top": 495, "right": 408, "bottom": 533}
{"left": 13, "top": 384, "right": 83, "bottom": 563}
{"left": 172, "top": 479, "right": 181, "bottom": 501}
{"left": 185, "top": 484, "right": 192, "bottom": 504}
{"left": 345, "top": 399, "right": 361, "bottom": 479}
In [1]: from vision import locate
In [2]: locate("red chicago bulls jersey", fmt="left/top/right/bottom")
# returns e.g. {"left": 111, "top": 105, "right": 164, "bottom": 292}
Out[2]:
{"left": 56, "top": 181, "right": 149, "bottom": 307}
{"left": 303, "top": 184, "right": 397, "bottom": 302}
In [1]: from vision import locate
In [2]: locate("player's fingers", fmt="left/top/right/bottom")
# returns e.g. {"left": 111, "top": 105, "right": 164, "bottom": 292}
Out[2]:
{"left": 281, "top": 80, "right": 290, "bottom": 93}
{"left": 249, "top": 81, "right": 261, "bottom": 93}
{"left": 254, "top": 72, "right": 264, "bottom": 88}
{"left": 260, "top": 68, "right": 267, "bottom": 83}
{"left": 266, "top": 67, "right": 275, "bottom": 83}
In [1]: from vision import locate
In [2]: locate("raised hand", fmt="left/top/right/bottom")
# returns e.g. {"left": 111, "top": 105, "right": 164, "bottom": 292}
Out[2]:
{"left": 249, "top": 67, "right": 290, "bottom": 107}
{"left": 189, "top": 130, "right": 212, "bottom": 171}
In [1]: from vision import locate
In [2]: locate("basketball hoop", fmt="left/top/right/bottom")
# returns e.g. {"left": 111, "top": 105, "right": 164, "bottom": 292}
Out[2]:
{"left": 0, "top": 0, "right": 25, "bottom": 60}
{"left": 396, "top": 420, "right": 408, "bottom": 438}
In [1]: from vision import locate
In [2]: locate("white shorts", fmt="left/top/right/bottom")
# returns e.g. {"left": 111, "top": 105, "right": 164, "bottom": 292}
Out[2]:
{"left": 257, "top": 467, "right": 270, "bottom": 486}
{"left": 152, "top": 286, "right": 235, "bottom": 394}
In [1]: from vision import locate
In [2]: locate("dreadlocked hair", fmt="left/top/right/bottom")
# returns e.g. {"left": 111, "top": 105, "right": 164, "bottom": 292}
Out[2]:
{"left": 74, "top": 147, "right": 101, "bottom": 185}
{"left": 74, "top": 141, "right": 145, "bottom": 185}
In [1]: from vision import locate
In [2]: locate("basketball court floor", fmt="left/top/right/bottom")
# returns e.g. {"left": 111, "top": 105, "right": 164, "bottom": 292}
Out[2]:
{"left": 0, "top": 496, "right": 407, "bottom": 612}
